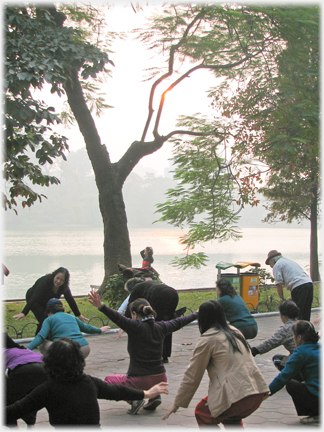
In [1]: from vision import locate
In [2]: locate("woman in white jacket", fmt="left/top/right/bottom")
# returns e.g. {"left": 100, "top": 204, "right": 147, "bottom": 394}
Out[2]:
{"left": 163, "top": 300, "right": 269, "bottom": 428}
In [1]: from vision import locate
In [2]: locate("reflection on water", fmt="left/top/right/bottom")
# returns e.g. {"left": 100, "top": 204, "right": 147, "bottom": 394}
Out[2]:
{"left": 3, "top": 227, "right": 316, "bottom": 300}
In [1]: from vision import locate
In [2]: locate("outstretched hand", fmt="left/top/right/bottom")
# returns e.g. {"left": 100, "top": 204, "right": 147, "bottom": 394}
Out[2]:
{"left": 162, "top": 404, "right": 179, "bottom": 420}
{"left": 78, "top": 314, "right": 89, "bottom": 323}
{"left": 116, "top": 328, "right": 124, "bottom": 341}
{"left": 144, "top": 382, "right": 169, "bottom": 400}
{"left": 101, "top": 325, "right": 111, "bottom": 333}
{"left": 88, "top": 290, "right": 102, "bottom": 308}
{"left": 13, "top": 313, "right": 25, "bottom": 321}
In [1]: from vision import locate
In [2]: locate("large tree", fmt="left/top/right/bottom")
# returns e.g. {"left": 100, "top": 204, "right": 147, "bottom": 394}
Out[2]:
{"left": 215, "top": 7, "right": 320, "bottom": 280}
{"left": 155, "top": 7, "right": 320, "bottom": 279}
{"left": 5, "top": 4, "right": 285, "bottom": 292}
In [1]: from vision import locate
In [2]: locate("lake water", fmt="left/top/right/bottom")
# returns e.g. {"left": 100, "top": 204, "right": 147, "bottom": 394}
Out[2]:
{"left": 2, "top": 226, "right": 318, "bottom": 300}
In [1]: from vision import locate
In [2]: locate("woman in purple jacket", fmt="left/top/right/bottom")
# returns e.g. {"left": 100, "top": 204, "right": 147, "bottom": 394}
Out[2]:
{"left": 88, "top": 290, "right": 198, "bottom": 415}
{"left": 4, "top": 333, "right": 47, "bottom": 427}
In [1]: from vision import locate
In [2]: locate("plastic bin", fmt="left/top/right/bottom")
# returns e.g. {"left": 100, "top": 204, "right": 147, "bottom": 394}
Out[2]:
{"left": 216, "top": 261, "right": 260, "bottom": 309}
{"left": 239, "top": 272, "right": 259, "bottom": 310}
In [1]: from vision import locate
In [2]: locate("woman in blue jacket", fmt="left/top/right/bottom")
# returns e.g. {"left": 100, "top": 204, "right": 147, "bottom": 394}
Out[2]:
{"left": 27, "top": 299, "right": 110, "bottom": 358}
{"left": 268, "top": 320, "right": 320, "bottom": 425}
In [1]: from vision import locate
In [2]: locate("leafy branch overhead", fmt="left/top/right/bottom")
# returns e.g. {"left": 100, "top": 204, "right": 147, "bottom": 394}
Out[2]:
{"left": 155, "top": 118, "right": 244, "bottom": 250}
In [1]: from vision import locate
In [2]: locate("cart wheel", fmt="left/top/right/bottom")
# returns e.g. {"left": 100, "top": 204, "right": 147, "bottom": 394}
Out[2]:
{"left": 21, "top": 322, "right": 38, "bottom": 338}
{"left": 88, "top": 317, "right": 105, "bottom": 326}
{"left": 256, "top": 301, "right": 269, "bottom": 313}
{"left": 269, "top": 301, "right": 280, "bottom": 312}
{"left": 245, "top": 303, "right": 257, "bottom": 314}
{"left": 4, "top": 325, "right": 18, "bottom": 339}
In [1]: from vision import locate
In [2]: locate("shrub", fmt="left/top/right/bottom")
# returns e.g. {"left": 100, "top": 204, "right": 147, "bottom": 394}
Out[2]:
{"left": 102, "top": 272, "right": 161, "bottom": 309}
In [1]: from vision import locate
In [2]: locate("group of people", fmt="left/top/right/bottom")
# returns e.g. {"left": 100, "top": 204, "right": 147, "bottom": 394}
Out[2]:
{"left": 4, "top": 248, "right": 320, "bottom": 427}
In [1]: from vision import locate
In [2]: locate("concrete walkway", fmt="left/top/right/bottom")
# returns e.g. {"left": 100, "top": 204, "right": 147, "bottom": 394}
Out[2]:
{"left": 15, "top": 309, "right": 321, "bottom": 430}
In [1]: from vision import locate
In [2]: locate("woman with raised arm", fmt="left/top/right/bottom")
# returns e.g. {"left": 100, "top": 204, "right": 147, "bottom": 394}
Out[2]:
{"left": 88, "top": 290, "right": 198, "bottom": 415}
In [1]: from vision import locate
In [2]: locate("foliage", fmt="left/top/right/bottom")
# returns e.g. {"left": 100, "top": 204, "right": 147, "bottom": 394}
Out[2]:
{"left": 155, "top": 117, "right": 245, "bottom": 267}
{"left": 248, "top": 267, "right": 274, "bottom": 288}
{"left": 170, "top": 252, "right": 209, "bottom": 270}
{"left": 101, "top": 273, "right": 130, "bottom": 310}
{"left": 207, "top": 7, "right": 320, "bottom": 224}
{"left": 213, "top": 6, "right": 320, "bottom": 279}
{"left": 4, "top": 6, "right": 114, "bottom": 212}
{"left": 156, "top": 6, "right": 320, "bottom": 270}
{"left": 101, "top": 272, "right": 162, "bottom": 310}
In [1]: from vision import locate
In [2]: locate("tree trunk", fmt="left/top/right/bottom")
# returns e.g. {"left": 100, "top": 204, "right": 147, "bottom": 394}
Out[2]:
{"left": 97, "top": 176, "right": 132, "bottom": 295}
{"left": 309, "top": 185, "right": 320, "bottom": 282}
{"left": 63, "top": 68, "right": 166, "bottom": 295}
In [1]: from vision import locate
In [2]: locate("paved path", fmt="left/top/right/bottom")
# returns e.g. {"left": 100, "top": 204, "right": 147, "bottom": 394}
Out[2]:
{"left": 15, "top": 309, "right": 321, "bottom": 430}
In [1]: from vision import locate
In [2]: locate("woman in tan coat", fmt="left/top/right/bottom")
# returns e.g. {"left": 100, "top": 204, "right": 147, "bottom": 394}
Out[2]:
{"left": 163, "top": 300, "right": 269, "bottom": 427}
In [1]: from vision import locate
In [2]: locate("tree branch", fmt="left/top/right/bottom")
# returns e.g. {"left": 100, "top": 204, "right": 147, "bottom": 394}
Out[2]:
{"left": 153, "top": 54, "right": 255, "bottom": 138}
{"left": 141, "top": 12, "right": 204, "bottom": 142}
{"left": 63, "top": 67, "right": 111, "bottom": 186}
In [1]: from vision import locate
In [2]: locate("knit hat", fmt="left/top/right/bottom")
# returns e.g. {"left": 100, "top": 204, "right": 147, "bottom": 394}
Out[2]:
{"left": 265, "top": 250, "right": 282, "bottom": 265}
{"left": 46, "top": 298, "right": 63, "bottom": 308}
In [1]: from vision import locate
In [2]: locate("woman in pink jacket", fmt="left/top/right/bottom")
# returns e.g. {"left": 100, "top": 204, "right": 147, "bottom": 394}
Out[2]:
{"left": 163, "top": 300, "right": 269, "bottom": 428}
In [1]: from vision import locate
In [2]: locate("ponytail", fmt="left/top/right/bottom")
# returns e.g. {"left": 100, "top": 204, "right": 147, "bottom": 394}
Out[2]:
{"left": 292, "top": 320, "right": 320, "bottom": 344}
{"left": 129, "top": 298, "right": 157, "bottom": 319}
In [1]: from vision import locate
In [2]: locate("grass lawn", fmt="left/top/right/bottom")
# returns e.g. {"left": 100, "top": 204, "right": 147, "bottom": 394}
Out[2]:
{"left": 4, "top": 283, "right": 321, "bottom": 340}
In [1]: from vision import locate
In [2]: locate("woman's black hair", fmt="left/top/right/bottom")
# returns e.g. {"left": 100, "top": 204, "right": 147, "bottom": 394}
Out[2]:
{"left": 50, "top": 267, "right": 70, "bottom": 290}
{"left": 198, "top": 300, "right": 249, "bottom": 354}
{"left": 145, "top": 247, "right": 153, "bottom": 257}
{"left": 43, "top": 338, "right": 85, "bottom": 383}
{"left": 4, "top": 332, "right": 26, "bottom": 349}
{"left": 46, "top": 303, "right": 65, "bottom": 316}
{"left": 292, "top": 320, "right": 319, "bottom": 344}
{"left": 216, "top": 278, "right": 237, "bottom": 298}
{"left": 129, "top": 298, "right": 157, "bottom": 319}
{"left": 278, "top": 300, "right": 299, "bottom": 319}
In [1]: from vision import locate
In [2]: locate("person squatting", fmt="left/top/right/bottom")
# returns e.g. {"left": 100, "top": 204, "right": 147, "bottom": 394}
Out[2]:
{"left": 5, "top": 272, "right": 320, "bottom": 427}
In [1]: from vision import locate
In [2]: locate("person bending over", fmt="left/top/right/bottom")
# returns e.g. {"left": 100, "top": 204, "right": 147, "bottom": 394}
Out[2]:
{"left": 13, "top": 267, "right": 88, "bottom": 334}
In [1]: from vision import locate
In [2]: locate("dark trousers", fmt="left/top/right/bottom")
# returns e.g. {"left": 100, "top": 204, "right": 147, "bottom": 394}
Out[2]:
{"left": 26, "top": 291, "right": 47, "bottom": 334}
{"left": 291, "top": 283, "right": 313, "bottom": 321}
{"left": 237, "top": 323, "right": 258, "bottom": 340}
{"left": 153, "top": 291, "right": 179, "bottom": 360}
{"left": 6, "top": 363, "right": 47, "bottom": 426}
{"left": 286, "top": 379, "right": 319, "bottom": 417}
